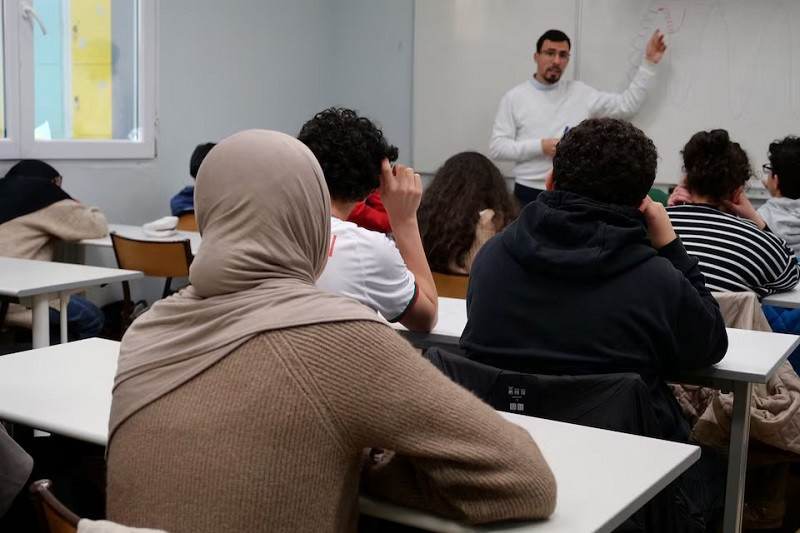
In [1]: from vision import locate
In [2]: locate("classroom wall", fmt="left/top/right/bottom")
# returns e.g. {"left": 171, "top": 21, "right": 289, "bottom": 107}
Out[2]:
{"left": 1, "top": 0, "right": 339, "bottom": 225}
{"left": 328, "top": 0, "right": 414, "bottom": 165}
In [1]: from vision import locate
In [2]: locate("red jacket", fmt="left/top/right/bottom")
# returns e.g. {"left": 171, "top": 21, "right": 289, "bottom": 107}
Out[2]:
{"left": 346, "top": 190, "right": 392, "bottom": 233}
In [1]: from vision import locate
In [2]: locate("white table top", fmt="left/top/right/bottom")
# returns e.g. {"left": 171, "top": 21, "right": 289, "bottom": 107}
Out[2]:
{"left": 361, "top": 412, "right": 699, "bottom": 533}
{"left": 0, "top": 256, "right": 142, "bottom": 298}
{"left": 392, "top": 298, "right": 800, "bottom": 384}
{"left": 0, "top": 338, "right": 698, "bottom": 532}
{"left": 762, "top": 287, "right": 800, "bottom": 309}
{"left": 80, "top": 223, "right": 202, "bottom": 255}
{"left": 0, "top": 338, "right": 117, "bottom": 445}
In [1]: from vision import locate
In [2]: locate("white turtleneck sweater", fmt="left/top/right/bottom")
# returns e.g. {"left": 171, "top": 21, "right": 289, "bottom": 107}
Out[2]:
{"left": 490, "top": 62, "right": 657, "bottom": 189}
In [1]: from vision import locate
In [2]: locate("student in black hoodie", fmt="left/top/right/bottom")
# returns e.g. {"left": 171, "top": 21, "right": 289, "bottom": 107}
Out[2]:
{"left": 462, "top": 118, "right": 728, "bottom": 530}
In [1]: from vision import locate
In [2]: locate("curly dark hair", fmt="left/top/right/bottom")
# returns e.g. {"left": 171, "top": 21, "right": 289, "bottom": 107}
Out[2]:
{"left": 552, "top": 118, "right": 657, "bottom": 205}
{"left": 418, "top": 152, "right": 518, "bottom": 272}
{"left": 190, "top": 143, "right": 216, "bottom": 179}
{"left": 769, "top": 136, "right": 800, "bottom": 199}
{"left": 297, "top": 107, "right": 398, "bottom": 202}
{"left": 682, "top": 129, "right": 752, "bottom": 204}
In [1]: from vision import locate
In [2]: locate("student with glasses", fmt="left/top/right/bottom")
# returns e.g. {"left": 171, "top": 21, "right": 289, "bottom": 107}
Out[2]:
{"left": 757, "top": 136, "right": 800, "bottom": 255}
{"left": 490, "top": 28, "right": 667, "bottom": 206}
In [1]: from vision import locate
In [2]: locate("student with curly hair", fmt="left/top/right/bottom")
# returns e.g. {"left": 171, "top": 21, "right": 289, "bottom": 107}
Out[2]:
{"left": 667, "top": 130, "right": 800, "bottom": 296}
{"left": 464, "top": 118, "right": 727, "bottom": 530}
{"left": 418, "top": 152, "right": 518, "bottom": 274}
{"left": 757, "top": 136, "right": 800, "bottom": 254}
{"left": 299, "top": 107, "right": 438, "bottom": 332}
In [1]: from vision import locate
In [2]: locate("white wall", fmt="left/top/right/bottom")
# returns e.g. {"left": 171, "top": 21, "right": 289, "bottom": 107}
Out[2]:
{"left": 329, "top": 0, "right": 414, "bottom": 164}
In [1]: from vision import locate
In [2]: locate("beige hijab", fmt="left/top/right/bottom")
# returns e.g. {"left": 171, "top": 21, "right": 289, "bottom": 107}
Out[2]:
{"left": 109, "top": 130, "right": 383, "bottom": 438}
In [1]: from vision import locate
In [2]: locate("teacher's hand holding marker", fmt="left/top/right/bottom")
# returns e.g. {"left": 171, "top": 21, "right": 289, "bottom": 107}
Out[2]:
{"left": 541, "top": 126, "right": 569, "bottom": 158}
{"left": 491, "top": 27, "right": 668, "bottom": 205}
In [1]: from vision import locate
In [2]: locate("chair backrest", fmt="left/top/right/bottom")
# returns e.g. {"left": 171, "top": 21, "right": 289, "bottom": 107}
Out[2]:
{"left": 424, "top": 347, "right": 660, "bottom": 437}
{"left": 431, "top": 271, "right": 469, "bottom": 299}
{"left": 176, "top": 212, "right": 198, "bottom": 232}
{"left": 110, "top": 233, "right": 193, "bottom": 278}
{"left": 29, "top": 479, "right": 79, "bottom": 533}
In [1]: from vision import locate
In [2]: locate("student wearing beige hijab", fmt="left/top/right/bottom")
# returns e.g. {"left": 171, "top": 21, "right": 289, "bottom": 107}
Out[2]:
{"left": 105, "top": 130, "right": 556, "bottom": 532}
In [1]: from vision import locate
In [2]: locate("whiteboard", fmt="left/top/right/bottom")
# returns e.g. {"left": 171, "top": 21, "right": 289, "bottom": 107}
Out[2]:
{"left": 412, "top": 0, "right": 578, "bottom": 174}
{"left": 577, "top": 0, "right": 800, "bottom": 184}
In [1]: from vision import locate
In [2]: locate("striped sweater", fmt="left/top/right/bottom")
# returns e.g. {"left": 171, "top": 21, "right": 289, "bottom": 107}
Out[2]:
{"left": 667, "top": 204, "right": 800, "bottom": 297}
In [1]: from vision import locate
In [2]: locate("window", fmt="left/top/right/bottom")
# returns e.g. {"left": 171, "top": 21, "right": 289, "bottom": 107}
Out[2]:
{"left": 0, "top": 0, "right": 156, "bottom": 159}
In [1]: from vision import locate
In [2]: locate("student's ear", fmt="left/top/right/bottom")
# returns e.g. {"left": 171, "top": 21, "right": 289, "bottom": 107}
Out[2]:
{"left": 545, "top": 170, "right": 555, "bottom": 191}
{"left": 680, "top": 174, "right": 688, "bottom": 185}
{"left": 731, "top": 185, "right": 745, "bottom": 202}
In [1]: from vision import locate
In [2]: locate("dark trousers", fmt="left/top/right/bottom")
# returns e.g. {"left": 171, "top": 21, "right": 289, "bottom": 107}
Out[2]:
{"left": 514, "top": 183, "right": 545, "bottom": 207}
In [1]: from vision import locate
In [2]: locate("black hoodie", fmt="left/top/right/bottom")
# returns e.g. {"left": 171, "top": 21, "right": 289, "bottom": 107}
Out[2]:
{"left": 461, "top": 190, "right": 727, "bottom": 441}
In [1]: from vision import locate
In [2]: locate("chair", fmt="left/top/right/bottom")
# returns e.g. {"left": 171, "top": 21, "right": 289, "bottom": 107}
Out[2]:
{"left": 424, "top": 346, "right": 660, "bottom": 436}
{"left": 110, "top": 233, "right": 193, "bottom": 330}
{"left": 29, "top": 479, "right": 79, "bottom": 533}
{"left": 431, "top": 271, "right": 469, "bottom": 299}
{"left": 176, "top": 212, "right": 198, "bottom": 232}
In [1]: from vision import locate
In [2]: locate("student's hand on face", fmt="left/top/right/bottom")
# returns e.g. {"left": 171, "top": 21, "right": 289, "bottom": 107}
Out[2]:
{"left": 724, "top": 189, "right": 767, "bottom": 229}
{"left": 379, "top": 159, "right": 422, "bottom": 225}
{"left": 645, "top": 29, "right": 667, "bottom": 64}
{"left": 667, "top": 183, "right": 693, "bottom": 206}
{"left": 639, "top": 196, "right": 677, "bottom": 249}
{"left": 541, "top": 138, "right": 559, "bottom": 158}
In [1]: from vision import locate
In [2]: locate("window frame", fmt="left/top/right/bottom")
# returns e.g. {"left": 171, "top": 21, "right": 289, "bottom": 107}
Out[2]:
{"left": 0, "top": 0, "right": 157, "bottom": 160}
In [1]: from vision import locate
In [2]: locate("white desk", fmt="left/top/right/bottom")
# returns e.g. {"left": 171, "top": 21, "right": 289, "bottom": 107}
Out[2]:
{"left": 392, "top": 297, "right": 800, "bottom": 533}
{"left": 762, "top": 287, "right": 800, "bottom": 309}
{"left": 0, "top": 257, "right": 142, "bottom": 348}
{"left": 0, "top": 338, "right": 117, "bottom": 445}
{"left": 80, "top": 223, "right": 202, "bottom": 256}
{"left": 362, "top": 412, "right": 699, "bottom": 533}
{"left": 0, "top": 339, "right": 698, "bottom": 533}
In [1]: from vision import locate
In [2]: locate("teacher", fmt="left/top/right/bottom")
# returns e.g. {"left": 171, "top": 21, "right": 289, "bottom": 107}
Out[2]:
{"left": 490, "top": 28, "right": 667, "bottom": 205}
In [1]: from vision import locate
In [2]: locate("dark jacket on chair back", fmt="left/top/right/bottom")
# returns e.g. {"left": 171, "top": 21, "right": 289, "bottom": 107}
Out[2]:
{"left": 460, "top": 190, "right": 728, "bottom": 442}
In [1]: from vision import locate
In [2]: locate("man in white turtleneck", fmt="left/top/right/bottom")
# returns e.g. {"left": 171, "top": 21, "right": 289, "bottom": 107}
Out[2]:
{"left": 490, "top": 29, "right": 667, "bottom": 205}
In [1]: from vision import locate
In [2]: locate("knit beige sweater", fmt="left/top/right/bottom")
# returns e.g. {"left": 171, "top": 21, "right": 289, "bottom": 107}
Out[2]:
{"left": 106, "top": 321, "right": 556, "bottom": 532}
{"left": 0, "top": 199, "right": 107, "bottom": 326}
{"left": 0, "top": 198, "right": 107, "bottom": 261}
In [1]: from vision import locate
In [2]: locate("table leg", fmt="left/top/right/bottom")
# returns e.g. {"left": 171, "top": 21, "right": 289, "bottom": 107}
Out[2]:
{"left": 59, "top": 291, "right": 69, "bottom": 344}
{"left": 722, "top": 381, "right": 753, "bottom": 533}
{"left": 31, "top": 294, "right": 50, "bottom": 349}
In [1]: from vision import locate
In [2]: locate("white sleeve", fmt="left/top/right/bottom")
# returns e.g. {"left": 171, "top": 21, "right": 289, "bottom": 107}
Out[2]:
{"left": 489, "top": 91, "right": 543, "bottom": 162}
{"left": 586, "top": 61, "right": 657, "bottom": 119}
{"left": 360, "top": 234, "right": 418, "bottom": 321}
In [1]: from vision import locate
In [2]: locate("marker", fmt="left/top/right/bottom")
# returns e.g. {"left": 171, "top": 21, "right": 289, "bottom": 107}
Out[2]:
{"left": 563, "top": 125, "right": 570, "bottom": 135}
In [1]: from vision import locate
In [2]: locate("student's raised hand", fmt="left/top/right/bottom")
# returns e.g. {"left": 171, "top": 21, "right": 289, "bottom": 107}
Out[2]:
{"left": 639, "top": 196, "right": 677, "bottom": 249}
{"left": 379, "top": 159, "right": 422, "bottom": 225}
{"left": 667, "top": 183, "right": 693, "bottom": 206}
{"left": 724, "top": 189, "right": 766, "bottom": 229}
{"left": 645, "top": 29, "right": 667, "bottom": 64}
{"left": 541, "top": 138, "right": 559, "bottom": 158}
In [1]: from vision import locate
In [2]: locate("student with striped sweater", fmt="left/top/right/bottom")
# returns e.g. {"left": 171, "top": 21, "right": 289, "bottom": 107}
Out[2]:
{"left": 667, "top": 129, "right": 800, "bottom": 297}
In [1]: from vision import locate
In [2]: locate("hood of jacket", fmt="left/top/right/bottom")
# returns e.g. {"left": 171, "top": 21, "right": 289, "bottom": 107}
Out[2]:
{"left": 501, "top": 190, "right": 657, "bottom": 280}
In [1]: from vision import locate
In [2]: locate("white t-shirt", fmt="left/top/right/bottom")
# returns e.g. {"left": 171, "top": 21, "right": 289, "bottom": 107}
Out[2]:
{"left": 317, "top": 217, "right": 417, "bottom": 321}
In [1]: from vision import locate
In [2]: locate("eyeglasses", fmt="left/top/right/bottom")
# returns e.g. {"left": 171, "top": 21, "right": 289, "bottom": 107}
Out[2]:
{"left": 540, "top": 49, "right": 570, "bottom": 60}
{"left": 762, "top": 164, "right": 773, "bottom": 175}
